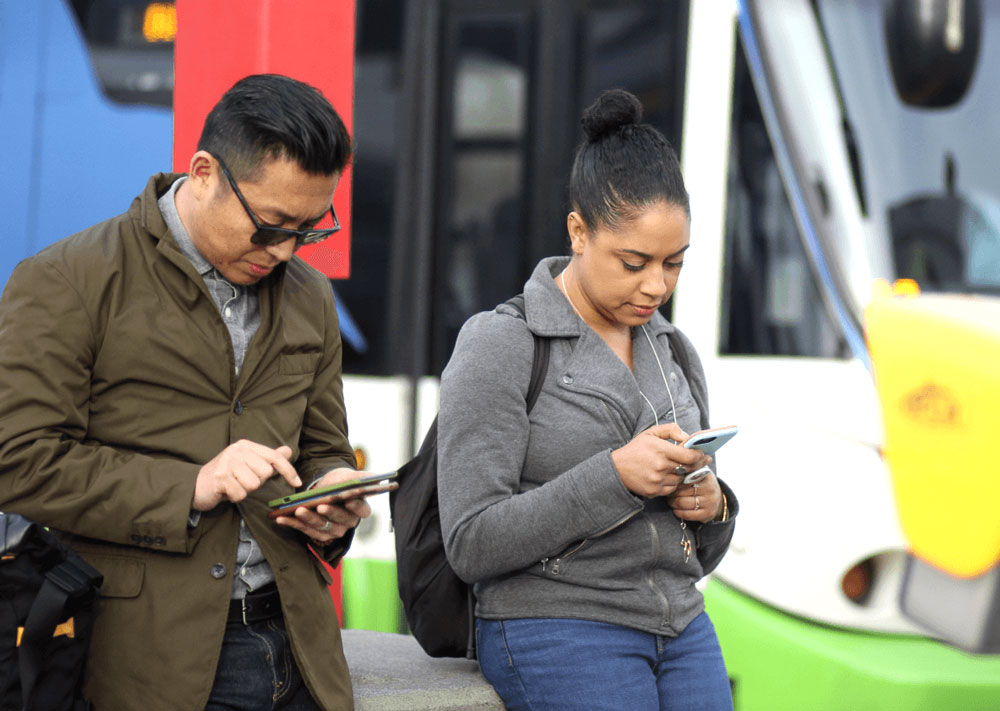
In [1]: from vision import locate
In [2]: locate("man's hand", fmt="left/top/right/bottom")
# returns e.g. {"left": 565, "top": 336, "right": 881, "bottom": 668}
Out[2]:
{"left": 192, "top": 440, "right": 301, "bottom": 511}
{"left": 272, "top": 467, "right": 373, "bottom": 544}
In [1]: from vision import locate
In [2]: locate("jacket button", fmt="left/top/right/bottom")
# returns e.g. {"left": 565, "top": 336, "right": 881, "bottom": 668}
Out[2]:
{"left": 142, "top": 536, "right": 154, "bottom": 545}
{"left": 233, "top": 399, "right": 243, "bottom": 415}
{"left": 210, "top": 563, "right": 227, "bottom": 579}
{"left": 130, "top": 534, "right": 142, "bottom": 544}
{"left": 562, "top": 375, "right": 573, "bottom": 384}
{"left": 154, "top": 536, "right": 166, "bottom": 546}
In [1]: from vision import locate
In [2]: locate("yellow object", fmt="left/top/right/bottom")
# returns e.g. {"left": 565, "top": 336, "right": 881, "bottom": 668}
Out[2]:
{"left": 865, "top": 282, "right": 1000, "bottom": 578}
{"left": 142, "top": 3, "right": 177, "bottom": 43}
{"left": 353, "top": 447, "right": 367, "bottom": 471}
{"left": 16, "top": 618, "right": 75, "bottom": 646}
{"left": 892, "top": 278, "right": 920, "bottom": 296}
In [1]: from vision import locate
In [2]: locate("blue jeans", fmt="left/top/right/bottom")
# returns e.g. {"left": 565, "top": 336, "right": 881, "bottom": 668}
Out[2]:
{"left": 476, "top": 612, "right": 732, "bottom": 711}
{"left": 205, "top": 617, "right": 320, "bottom": 711}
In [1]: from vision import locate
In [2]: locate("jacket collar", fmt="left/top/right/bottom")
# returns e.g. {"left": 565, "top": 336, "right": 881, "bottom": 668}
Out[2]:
{"left": 523, "top": 256, "right": 676, "bottom": 339}
{"left": 133, "top": 173, "right": 180, "bottom": 247}
{"left": 132, "top": 172, "right": 290, "bottom": 293}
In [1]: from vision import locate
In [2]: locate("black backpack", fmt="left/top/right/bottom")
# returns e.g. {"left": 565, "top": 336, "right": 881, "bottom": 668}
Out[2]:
{"left": 0, "top": 512, "right": 103, "bottom": 711}
{"left": 390, "top": 294, "right": 550, "bottom": 659}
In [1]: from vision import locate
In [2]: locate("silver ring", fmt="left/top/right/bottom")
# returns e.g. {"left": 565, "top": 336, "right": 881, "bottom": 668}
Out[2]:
{"left": 673, "top": 465, "right": 687, "bottom": 476}
{"left": 692, "top": 483, "right": 699, "bottom": 492}
{"left": 694, "top": 496, "right": 700, "bottom": 510}
{"left": 320, "top": 520, "right": 332, "bottom": 532}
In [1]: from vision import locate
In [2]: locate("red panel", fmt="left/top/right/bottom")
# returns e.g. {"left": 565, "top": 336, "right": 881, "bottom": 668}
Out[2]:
{"left": 173, "top": 0, "right": 355, "bottom": 278}
{"left": 322, "top": 559, "right": 344, "bottom": 624}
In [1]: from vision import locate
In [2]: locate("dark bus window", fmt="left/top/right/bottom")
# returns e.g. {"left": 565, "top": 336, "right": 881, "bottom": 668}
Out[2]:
{"left": 340, "top": 0, "right": 406, "bottom": 375}
{"left": 68, "top": 0, "right": 175, "bottom": 107}
{"left": 720, "top": 35, "right": 845, "bottom": 358}
{"left": 578, "top": 1, "right": 687, "bottom": 152}
{"left": 431, "top": 13, "right": 533, "bottom": 373}
{"left": 344, "top": 0, "right": 692, "bottom": 377}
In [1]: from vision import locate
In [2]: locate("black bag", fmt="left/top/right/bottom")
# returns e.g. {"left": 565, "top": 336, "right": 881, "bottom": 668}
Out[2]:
{"left": 0, "top": 512, "right": 103, "bottom": 711}
{"left": 390, "top": 294, "right": 550, "bottom": 659}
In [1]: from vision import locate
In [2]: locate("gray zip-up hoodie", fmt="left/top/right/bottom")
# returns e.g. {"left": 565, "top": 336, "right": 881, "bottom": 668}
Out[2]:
{"left": 438, "top": 257, "right": 738, "bottom": 637}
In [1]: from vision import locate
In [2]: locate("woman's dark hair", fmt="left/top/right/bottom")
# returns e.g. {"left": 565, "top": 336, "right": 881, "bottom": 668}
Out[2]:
{"left": 197, "top": 74, "right": 352, "bottom": 181}
{"left": 569, "top": 89, "right": 689, "bottom": 231}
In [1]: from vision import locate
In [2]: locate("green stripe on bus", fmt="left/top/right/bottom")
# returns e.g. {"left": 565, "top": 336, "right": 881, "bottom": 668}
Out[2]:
{"left": 341, "top": 558, "right": 406, "bottom": 634}
{"left": 704, "top": 579, "right": 1000, "bottom": 710}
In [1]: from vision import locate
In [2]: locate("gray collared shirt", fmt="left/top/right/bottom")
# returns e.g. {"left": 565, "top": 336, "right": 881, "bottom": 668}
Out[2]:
{"left": 159, "top": 177, "right": 274, "bottom": 598}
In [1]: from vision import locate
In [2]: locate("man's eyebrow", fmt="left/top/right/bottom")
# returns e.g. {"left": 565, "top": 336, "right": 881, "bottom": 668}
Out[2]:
{"left": 620, "top": 244, "right": 690, "bottom": 260}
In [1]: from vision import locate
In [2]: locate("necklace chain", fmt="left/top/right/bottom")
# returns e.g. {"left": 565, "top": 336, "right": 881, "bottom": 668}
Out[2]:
{"left": 559, "top": 268, "right": 584, "bottom": 319}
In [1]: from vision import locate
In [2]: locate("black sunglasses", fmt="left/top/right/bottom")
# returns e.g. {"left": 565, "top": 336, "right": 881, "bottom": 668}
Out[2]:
{"left": 210, "top": 153, "right": 340, "bottom": 247}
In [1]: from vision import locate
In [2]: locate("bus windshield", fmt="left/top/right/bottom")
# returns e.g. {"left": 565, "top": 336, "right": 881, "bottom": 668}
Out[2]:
{"left": 819, "top": 0, "right": 1000, "bottom": 294}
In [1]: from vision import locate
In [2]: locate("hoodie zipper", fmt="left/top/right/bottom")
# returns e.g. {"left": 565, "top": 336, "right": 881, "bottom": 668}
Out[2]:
{"left": 540, "top": 507, "right": 641, "bottom": 575}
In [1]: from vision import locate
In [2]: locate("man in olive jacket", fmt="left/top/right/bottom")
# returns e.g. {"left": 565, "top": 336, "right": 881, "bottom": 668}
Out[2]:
{"left": 0, "top": 75, "right": 367, "bottom": 710}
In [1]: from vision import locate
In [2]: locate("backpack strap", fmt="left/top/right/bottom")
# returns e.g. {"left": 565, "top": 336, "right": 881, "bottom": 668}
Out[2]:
{"left": 18, "top": 555, "right": 102, "bottom": 710}
{"left": 503, "top": 294, "right": 550, "bottom": 415}
{"left": 448, "top": 294, "right": 548, "bottom": 660}
{"left": 666, "top": 330, "right": 709, "bottom": 430}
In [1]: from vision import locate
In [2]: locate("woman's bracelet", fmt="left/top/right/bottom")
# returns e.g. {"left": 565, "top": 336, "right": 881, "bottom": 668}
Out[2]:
{"left": 712, "top": 494, "right": 728, "bottom": 523}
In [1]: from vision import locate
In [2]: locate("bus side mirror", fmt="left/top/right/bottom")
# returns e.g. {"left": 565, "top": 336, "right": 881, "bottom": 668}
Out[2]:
{"left": 882, "top": 0, "right": 981, "bottom": 108}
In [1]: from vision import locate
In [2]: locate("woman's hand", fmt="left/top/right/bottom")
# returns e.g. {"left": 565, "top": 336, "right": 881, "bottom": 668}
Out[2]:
{"left": 669, "top": 472, "right": 724, "bottom": 522}
{"left": 611, "top": 423, "right": 712, "bottom": 498}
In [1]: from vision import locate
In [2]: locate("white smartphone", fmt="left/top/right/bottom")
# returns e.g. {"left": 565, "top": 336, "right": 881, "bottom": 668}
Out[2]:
{"left": 680, "top": 425, "right": 738, "bottom": 483}
{"left": 683, "top": 425, "right": 738, "bottom": 455}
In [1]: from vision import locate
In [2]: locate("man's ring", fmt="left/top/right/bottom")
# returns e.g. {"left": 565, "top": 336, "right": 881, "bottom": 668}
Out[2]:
{"left": 695, "top": 496, "right": 700, "bottom": 510}
{"left": 673, "top": 465, "right": 687, "bottom": 476}
{"left": 320, "top": 520, "right": 332, "bottom": 532}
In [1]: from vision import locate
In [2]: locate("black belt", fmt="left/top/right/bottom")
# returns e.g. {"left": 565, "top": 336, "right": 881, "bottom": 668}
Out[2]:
{"left": 228, "top": 583, "right": 282, "bottom": 625}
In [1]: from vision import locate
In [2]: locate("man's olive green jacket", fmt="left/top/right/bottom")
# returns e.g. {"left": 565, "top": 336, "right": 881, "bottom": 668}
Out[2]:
{"left": 0, "top": 174, "right": 357, "bottom": 710}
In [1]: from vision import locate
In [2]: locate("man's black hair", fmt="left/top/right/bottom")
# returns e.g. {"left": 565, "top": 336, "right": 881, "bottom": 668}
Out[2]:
{"left": 569, "top": 88, "right": 689, "bottom": 231}
{"left": 197, "top": 74, "right": 352, "bottom": 181}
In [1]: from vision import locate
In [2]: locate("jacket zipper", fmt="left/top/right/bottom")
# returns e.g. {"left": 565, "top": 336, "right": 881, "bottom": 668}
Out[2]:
{"left": 551, "top": 539, "right": 588, "bottom": 575}
{"left": 643, "top": 513, "right": 671, "bottom": 628}
{"left": 541, "top": 507, "right": 641, "bottom": 575}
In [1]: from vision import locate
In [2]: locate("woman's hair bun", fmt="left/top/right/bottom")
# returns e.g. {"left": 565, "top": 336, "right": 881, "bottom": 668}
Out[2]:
{"left": 580, "top": 89, "right": 643, "bottom": 142}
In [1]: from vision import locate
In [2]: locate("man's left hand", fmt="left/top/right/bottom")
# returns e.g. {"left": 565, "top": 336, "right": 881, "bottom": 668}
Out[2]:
{"left": 272, "top": 467, "right": 373, "bottom": 544}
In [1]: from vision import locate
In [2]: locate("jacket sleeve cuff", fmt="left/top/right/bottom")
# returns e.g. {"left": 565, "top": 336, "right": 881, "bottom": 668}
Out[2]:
{"left": 565, "top": 449, "right": 644, "bottom": 535}
{"left": 313, "top": 526, "right": 356, "bottom": 565}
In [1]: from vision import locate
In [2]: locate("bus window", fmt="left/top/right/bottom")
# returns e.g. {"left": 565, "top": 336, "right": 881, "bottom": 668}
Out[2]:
{"left": 340, "top": 0, "right": 406, "bottom": 375}
{"left": 432, "top": 14, "right": 532, "bottom": 373}
{"left": 342, "top": 0, "right": 693, "bottom": 377}
{"left": 578, "top": 1, "right": 688, "bottom": 153}
{"left": 68, "top": 0, "right": 174, "bottom": 108}
{"left": 719, "top": 35, "right": 845, "bottom": 358}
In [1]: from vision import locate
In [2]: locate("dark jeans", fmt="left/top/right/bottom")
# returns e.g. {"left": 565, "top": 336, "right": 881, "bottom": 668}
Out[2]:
{"left": 477, "top": 612, "right": 733, "bottom": 711}
{"left": 205, "top": 616, "right": 321, "bottom": 711}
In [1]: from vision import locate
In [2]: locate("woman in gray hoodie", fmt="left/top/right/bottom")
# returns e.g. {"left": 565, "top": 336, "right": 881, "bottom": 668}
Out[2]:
{"left": 438, "top": 89, "right": 737, "bottom": 711}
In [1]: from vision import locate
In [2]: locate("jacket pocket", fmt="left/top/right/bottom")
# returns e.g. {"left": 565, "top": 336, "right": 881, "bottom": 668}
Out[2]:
{"left": 77, "top": 553, "right": 144, "bottom": 598}
{"left": 279, "top": 353, "right": 321, "bottom": 376}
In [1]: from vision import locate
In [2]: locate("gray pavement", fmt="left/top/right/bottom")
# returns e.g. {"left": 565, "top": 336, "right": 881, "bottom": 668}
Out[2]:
{"left": 342, "top": 629, "right": 504, "bottom": 710}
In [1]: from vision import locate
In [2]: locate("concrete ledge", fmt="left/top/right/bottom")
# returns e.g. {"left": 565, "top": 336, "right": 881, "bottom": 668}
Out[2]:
{"left": 342, "top": 629, "right": 504, "bottom": 710}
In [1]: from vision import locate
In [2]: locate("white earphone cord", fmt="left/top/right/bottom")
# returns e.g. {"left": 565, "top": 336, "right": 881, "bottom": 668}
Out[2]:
{"left": 639, "top": 323, "right": 677, "bottom": 426}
